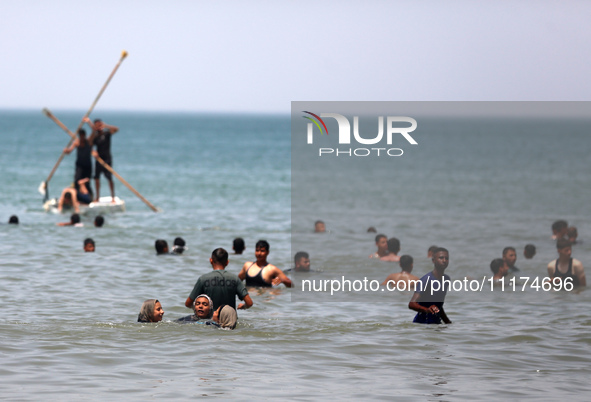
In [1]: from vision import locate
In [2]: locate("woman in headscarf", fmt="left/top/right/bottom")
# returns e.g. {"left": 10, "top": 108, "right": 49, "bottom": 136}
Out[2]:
{"left": 212, "top": 304, "right": 238, "bottom": 330}
{"left": 176, "top": 294, "right": 214, "bottom": 322}
{"left": 137, "top": 299, "right": 164, "bottom": 323}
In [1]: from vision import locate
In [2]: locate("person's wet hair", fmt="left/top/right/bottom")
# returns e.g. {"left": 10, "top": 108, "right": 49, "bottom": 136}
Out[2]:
{"left": 552, "top": 220, "right": 568, "bottom": 233}
{"left": 433, "top": 247, "right": 448, "bottom": 255}
{"left": 490, "top": 258, "right": 504, "bottom": 274}
{"left": 387, "top": 237, "right": 400, "bottom": 254}
{"left": 8, "top": 215, "right": 19, "bottom": 224}
{"left": 375, "top": 234, "right": 387, "bottom": 243}
{"left": 502, "top": 247, "right": 515, "bottom": 256}
{"left": 255, "top": 239, "right": 270, "bottom": 251}
{"left": 567, "top": 226, "right": 578, "bottom": 239}
{"left": 84, "top": 238, "right": 95, "bottom": 247}
{"left": 71, "top": 213, "right": 81, "bottom": 224}
{"left": 64, "top": 192, "right": 73, "bottom": 201}
{"left": 428, "top": 245, "right": 438, "bottom": 254}
{"left": 211, "top": 247, "right": 229, "bottom": 265}
{"left": 367, "top": 226, "right": 377, "bottom": 233}
{"left": 233, "top": 237, "right": 245, "bottom": 254}
{"left": 524, "top": 244, "right": 536, "bottom": 259}
{"left": 94, "top": 215, "right": 104, "bottom": 227}
{"left": 174, "top": 237, "right": 185, "bottom": 247}
{"left": 399, "top": 255, "right": 413, "bottom": 272}
{"left": 294, "top": 251, "right": 309, "bottom": 264}
{"left": 155, "top": 239, "right": 169, "bottom": 254}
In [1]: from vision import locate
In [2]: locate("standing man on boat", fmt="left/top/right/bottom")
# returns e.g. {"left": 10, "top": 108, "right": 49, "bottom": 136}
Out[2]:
{"left": 64, "top": 128, "right": 94, "bottom": 201}
{"left": 84, "top": 117, "right": 118, "bottom": 202}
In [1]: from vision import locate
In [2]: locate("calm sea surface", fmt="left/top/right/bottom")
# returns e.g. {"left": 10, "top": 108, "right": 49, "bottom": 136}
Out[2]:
{"left": 1, "top": 108, "right": 591, "bottom": 400}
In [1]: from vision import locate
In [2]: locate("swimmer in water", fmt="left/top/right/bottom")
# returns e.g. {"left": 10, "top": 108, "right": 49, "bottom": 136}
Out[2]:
{"left": 171, "top": 237, "right": 186, "bottom": 255}
{"left": 137, "top": 299, "right": 164, "bottom": 323}
{"left": 369, "top": 234, "right": 389, "bottom": 259}
{"left": 523, "top": 244, "right": 536, "bottom": 259}
{"left": 57, "top": 213, "right": 82, "bottom": 227}
{"left": 490, "top": 258, "right": 507, "bottom": 282}
{"left": 155, "top": 239, "right": 169, "bottom": 255}
{"left": 232, "top": 237, "right": 245, "bottom": 254}
{"left": 177, "top": 294, "right": 213, "bottom": 322}
{"left": 314, "top": 220, "right": 326, "bottom": 233}
{"left": 239, "top": 240, "right": 292, "bottom": 288}
{"left": 212, "top": 304, "right": 238, "bottom": 330}
{"left": 381, "top": 255, "right": 419, "bottom": 290}
{"left": 502, "top": 247, "right": 519, "bottom": 274}
{"left": 84, "top": 238, "right": 95, "bottom": 253}
{"left": 380, "top": 237, "right": 401, "bottom": 262}
{"left": 547, "top": 238, "right": 586, "bottom": 288}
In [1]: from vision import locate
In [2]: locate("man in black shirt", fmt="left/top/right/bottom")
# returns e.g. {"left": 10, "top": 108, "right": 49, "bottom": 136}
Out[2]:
{"left": 84, "top": 117, "right": 119, "bottom": 202}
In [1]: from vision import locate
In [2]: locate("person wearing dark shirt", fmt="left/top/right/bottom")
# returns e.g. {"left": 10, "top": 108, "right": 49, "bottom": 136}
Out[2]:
{"left": 409, "top": 247, "right": 452, "bottom": 324}
{"left": 84, "top": 117, "right": 119, "bottom": 202}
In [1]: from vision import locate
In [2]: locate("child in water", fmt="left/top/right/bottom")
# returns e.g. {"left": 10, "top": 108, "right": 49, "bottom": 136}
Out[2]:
{"left": 137, "top": 299, "right": 164, "bottom": 323}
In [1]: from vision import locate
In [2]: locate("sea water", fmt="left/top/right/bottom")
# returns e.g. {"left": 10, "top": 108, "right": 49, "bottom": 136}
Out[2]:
{"left": 1, "top": 108, "right": 590, "bottom": 400}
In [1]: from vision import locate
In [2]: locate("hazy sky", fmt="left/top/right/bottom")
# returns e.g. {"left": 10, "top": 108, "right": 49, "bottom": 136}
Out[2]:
{"left": 1, "top": 1, "right": 590, "bottom": 113}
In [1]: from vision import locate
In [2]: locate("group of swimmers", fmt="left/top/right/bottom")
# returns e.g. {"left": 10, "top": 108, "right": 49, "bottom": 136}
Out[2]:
{"left": 340, "top": 219, "right": 586, "bottom": 324}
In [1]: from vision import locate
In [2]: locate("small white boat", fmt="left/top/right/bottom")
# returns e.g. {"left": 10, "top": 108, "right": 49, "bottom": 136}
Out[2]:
{"left": 43, "top": 196, "right": 126, "bottom": 215}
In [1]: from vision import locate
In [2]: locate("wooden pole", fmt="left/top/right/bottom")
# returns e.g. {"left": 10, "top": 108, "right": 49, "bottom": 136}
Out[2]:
{"left": 40, "top": 50, "right": 128, "bottom": 198}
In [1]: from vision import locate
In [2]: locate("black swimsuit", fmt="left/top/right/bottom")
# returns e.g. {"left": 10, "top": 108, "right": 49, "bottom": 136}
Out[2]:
{"left": 555, "top": 258, "right": 579, "bottom": 287}
{"left": 245, "top": 262, "right": 272, "bottom": 287}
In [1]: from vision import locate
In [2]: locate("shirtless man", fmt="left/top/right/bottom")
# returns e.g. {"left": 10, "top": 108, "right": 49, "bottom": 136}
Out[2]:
{"left": 380, "top": 237, "right": 401, "bottom": 262}
{"left": 551, "top": 220, "right": 568, "bottom": 240}
{"left": 381, "top": 255, "right": 419, "bottom": 290}
{"left": 369, "top": 234, "right": 389, "bottom": 259}
{"left": 547, "top": 238, "right": 586, "bottom": 287}
{"left": 490, "top": 258, "right": 508, "bottom": 282}
{"left": 238, "top": 240, "right": 292, "bottom": 287}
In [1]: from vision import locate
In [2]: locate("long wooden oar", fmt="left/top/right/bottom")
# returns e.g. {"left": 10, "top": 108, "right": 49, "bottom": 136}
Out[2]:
{"left": 42, "top": 109, "right": 160, "bottom": 213}
{"left": 40, "top": 50, "right": 128, "bottom": 200}
{"left": 92, "top": 152, "right": 160, "bottom": 212}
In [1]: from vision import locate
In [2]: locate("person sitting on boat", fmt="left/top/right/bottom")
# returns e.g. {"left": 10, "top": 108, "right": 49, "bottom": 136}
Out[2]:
{"left": 84, "top": 117, "right": 118, "bottom": 203}
{"left": 57, "top": 178, "right": 92, "bottom": 213}
{"left": 63, "top": 128, "right": 94, "bottom": 200}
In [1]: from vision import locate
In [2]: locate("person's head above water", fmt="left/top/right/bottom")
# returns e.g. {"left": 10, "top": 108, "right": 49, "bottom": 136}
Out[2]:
{"left": 431, "top": 247, "right": 449, "bottom": 272}
{"left": 84, "top": 238, "right": 95, "bottom": 252}
{"left": 212, "top": 304, "right": 237, "bottom": 330}
{"left": 193, "top": 294, "right": 213, "bottom": 319}
{"left": 137, "top": 299, "right": 164, "bottom": 323}
{"left": 502, "top": 247, "right": 517, "bottom": 267}
{"left": 71, "top": 213, "right": 81, "bottom": 225}
{"left": 155, "top": 239, "right": 169, "bottom": 255}
{"left": 294, "top": 251, "right": 310, "bottom": 272}
{"left": 233, "top": 237, "right": 245, "bottom": 254}
{"left": 399, "top": 255, "right": 413, "bottom": 272}
{"left": 552, "top": 220, "right": 568, "bottom": 239}
{"left": 8, "top": 215, "right": 19, "bottom": 224}
{"left": 490, "top": 258, "right": 506, "bottom": 275}
{"left": 172, "top": 237, "right": 186, "bottom": 254}
{"left": 524, "top": 244, "right": 536, "bottom": 259}
{"left": 211, "top": 247, "right": 229, "bottom": 267}
{"left": 94, "top": 215, "right": 104, "bottom": 227}
{"left": 387, "top": 237, "right": 400, "bottom": 255}
{"left": 314, "top": 220, "right": 326, "bottom": 233}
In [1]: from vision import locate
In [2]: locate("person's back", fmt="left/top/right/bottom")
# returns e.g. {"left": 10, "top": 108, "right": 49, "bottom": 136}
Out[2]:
{"left": 382, "top": 255, "right": 419, "bottom": 290}
{"left": 185, "top": 248, "right": 253, "bottom": 311}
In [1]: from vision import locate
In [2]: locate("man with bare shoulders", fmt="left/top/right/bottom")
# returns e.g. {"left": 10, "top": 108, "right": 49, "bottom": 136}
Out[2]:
{"left": 408, "top": 247, "right": 452, "bottom": 324}
{"left": 238, "top": 240, "right": 292, "bottom": 287}
{"left": 381, "top": 255, "right": 419, "bottom": 290}
{"left": 369, "top": 234, "right": 389, "bottom": 259}
{"left": 380, "top": 237, "right": 401, "bottom": 262}
{"left": 547, "top": 239, "right": 586, "bottom": 288}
